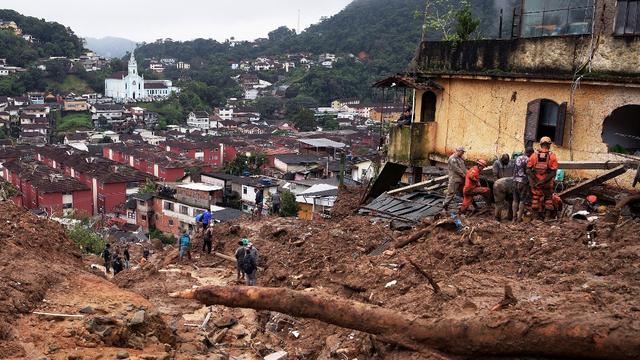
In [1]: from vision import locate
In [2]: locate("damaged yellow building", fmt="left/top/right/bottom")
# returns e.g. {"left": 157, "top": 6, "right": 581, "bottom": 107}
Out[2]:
{"left": 383, "top": 0, "right": 640, "bottom": 179}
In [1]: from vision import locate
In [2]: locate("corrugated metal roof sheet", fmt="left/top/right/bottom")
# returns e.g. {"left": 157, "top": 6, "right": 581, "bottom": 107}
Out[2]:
{"left": 359, "top": 192, "right": 444, "bottom": 223}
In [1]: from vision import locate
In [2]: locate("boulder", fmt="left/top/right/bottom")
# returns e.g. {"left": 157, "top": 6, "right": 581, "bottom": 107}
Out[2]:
{"left": 129, "top": 310, "right": 146, "bottom": 326}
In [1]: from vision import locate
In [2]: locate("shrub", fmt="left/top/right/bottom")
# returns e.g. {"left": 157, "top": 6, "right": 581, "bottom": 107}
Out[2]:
{"left": 66, "top": 225, "right": 106, "bottom": 255}
{"left": 149, "top": 227, "right": 176, "bottom": 245}
{"left": 280, "top": 190, "right": 299, "bottom": 217}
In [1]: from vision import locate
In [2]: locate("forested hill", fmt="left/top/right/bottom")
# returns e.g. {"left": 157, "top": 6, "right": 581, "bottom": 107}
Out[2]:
{"left": 136, "top": 0, "right": 516, "bottom": 67}
{"left": 132, "top": 0, "right": 517, "bottom": 104}
{"left": 0, "top": 9, "right": 85, "bottom": 66}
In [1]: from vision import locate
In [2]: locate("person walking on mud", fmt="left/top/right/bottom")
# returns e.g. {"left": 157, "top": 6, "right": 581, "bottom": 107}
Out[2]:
{"left": 235, "top": 239, "right": 249, "bottom": 282}
{"left": 202, "top": 223, "right": 214, "bottom": 255}
{"left": 443, "top": 146, "right": 467, "bottom": 212}
{"left": 102, "top": 243, "right": 112, "bottom": 273}
{"left": 254, "top": 188, "right": 264, "bottom": 218}
{"left": 179, "top": 229, "right": 192, "bottom": 262}
{"left": 124, "top": 245, "right": 131, "bottom": 269}
{"left": 243, "top": 242, "right": 259, "bottom": 286}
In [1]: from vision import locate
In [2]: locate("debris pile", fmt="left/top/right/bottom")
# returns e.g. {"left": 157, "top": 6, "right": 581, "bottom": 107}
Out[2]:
{"left": 1, "top": 183, "right": 639, "bottom": 358}
{"left": 0, "top": 202, "right": 175, "bottom": 359}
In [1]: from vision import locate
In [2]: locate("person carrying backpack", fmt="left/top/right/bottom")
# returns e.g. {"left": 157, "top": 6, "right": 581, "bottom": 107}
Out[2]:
{"left": 243, "top": 242, "right": 259, "bottom": 286}
{"left": 179, "top": 229, "right": 192, "bottom": 262}
{"left": 112, "top": 251, "right": 124, "bottom": 275}
{"left": 235, "top": 239, "right": 249, "bottom": 281}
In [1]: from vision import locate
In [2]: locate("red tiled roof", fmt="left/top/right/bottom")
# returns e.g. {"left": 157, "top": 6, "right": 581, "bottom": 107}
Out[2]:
{"left": 3, "top": 160, "right": 89, "bottom": 193}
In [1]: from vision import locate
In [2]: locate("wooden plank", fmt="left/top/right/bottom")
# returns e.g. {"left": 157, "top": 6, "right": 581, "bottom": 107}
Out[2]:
{"left": 33, "top": 311, "right": 84, "bottom": 319}
{"left": 387, "top": 175, "right": 448, "bottom": 195}
{"left": 559, "top": 165, "right": 627, "bottom": 199}
{"left": 558, "top": 161, "right": 631, "bottom": 170}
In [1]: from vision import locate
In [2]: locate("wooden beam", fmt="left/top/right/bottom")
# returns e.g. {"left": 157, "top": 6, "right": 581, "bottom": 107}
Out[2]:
{"left": 557, "top": 161, "right": 631, "bottom": 170}
{"left": 559, "top": 165, "right": 627, "bottom": 199}
{"left": 33, "top": 311, "right": 85, "bottom": 319}
{"left": 387, "top": 175, "right": 448, "bottom": 195}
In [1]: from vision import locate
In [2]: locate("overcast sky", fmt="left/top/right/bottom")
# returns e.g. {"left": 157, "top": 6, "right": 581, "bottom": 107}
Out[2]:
{"left": 2, "top": 0, "right": 353, "bottom": 42}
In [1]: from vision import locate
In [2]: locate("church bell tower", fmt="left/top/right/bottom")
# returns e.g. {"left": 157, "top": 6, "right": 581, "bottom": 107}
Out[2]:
{"left": 128, "top": 51, "right": 137, "bottom": 76}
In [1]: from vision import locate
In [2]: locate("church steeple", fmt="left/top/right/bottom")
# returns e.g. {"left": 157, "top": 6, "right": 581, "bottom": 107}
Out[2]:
{"left": 128, "top": 51, "right": 138, "bottom": 76}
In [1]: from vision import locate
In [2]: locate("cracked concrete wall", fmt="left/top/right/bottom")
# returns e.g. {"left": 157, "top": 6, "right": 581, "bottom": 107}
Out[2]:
{"left": 413, "top": 0, "right": 640, "bottom": 79}
{"left": 409, "top": 79, "right": 640, "bottom": 182}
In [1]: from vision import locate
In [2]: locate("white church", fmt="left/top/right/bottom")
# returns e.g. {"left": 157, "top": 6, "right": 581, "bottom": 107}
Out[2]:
{"left": 104, "top": 52, "right": 179, "bottom": 102}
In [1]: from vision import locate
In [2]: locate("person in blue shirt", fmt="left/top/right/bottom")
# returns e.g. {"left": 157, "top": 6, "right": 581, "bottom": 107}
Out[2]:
{"left": 179, "top": 229, "right": 192, "bottom": 262}
{"left": 195, "top": 210, "right": 212, "bottom": 231}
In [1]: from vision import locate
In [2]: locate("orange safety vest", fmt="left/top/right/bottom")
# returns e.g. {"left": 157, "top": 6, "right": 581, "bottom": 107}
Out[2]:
{"left": 528, "top": 149, "right": 558, "bottom": 181}
{"left": 533, "top": 151, "right": 551, "bottom": 175}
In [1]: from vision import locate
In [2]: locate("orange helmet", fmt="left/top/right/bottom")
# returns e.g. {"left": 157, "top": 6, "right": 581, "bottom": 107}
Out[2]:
{"left": 476, "top": 159, "right": 487, "bottom": 167}
{"left": 586, "top": 195, "right": 597, "bottom": 204}
{"left": 539, "top": 136, "right": 553, "bottom": 145}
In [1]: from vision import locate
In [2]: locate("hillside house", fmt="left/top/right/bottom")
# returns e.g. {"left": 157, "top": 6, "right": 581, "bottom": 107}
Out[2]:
{"left": 22, "top": 104, "right": 50, "bottom": 118}
{"left": 273, "top": 154, "right": 323, "bottom": 173}
{"left": 379, "top": 0, "right": 640, "bottom": 183}
{"left": 298, "top": 138, "right": 347, "bottom": 158}
{"left": 152, "top": 183, "right": 223, "bottom": 236}
{"left": 35, "top": 146, "right": 153, "bottom": 214}
{"left": 2, "top": 160, "right": 92, "bottom": 216}
{"left": 63, "top": 98, "right": 89, "bottom": 112}
{"left": 164, "top": 140, "right": 236, "bottom": 168}
{"left": 351, "top": 159, "right": 374, "bottom": 182}
{"left": 187, "top": 111, "right": 210, "bottom": 129}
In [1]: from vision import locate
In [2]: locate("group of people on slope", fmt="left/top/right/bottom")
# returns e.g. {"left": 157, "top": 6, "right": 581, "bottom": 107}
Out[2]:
{"left": 253, "top": 187, "right": 281, "bottom": 218}
{"left": 102, "top": 243, "right": 150, "bottom": 275}
{"left": 444, "top": 136, "right": 561, "bottom": 221}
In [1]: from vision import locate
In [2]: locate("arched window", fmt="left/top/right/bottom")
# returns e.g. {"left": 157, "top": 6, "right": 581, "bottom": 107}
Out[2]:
{"left": 524, "top": 98, "right": 567, "bottom": 147}
{"left": 602, "top": 105, "right": 640, "bottom": 153}
{"left": 421, "top": 91, "right": 437, "bottom": 122}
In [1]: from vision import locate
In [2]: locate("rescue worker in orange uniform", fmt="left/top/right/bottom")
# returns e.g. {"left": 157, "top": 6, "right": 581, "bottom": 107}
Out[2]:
{"left": 460, "top": 159, "right": 491, "bottom": 213}
{"left": 527, "top": 136, "right": 559, "bottom": 219}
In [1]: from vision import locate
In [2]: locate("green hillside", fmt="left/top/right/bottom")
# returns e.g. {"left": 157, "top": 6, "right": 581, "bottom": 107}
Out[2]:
{"left": 133, "top": 0, "right": 517, "bottom": 105}
{"left": 0, "top": 9, "right": 85, "bottom": 66}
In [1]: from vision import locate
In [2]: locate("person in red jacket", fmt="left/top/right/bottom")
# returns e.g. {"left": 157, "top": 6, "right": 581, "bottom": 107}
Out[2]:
{"left": 527, "top": 136, "right": 559, "bottom": 219}
{"left": 460, "top": 159, "right": 491, "bottom": 213}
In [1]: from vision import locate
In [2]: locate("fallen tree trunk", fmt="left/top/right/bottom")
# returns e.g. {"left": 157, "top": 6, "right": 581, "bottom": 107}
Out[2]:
{"left": 394, "top": 228, "right": 430, "bottom": 249}
{"left": 172, "top": 286, "right": 640, "bottom": 360}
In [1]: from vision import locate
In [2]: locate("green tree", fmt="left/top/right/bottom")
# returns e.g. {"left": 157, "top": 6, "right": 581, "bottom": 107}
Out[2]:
{"left": 280, "top": 191, "right": 299, "bottom": 217}
{"left": 324, "top": 117, "right": 340, "bottom": 130}
{"left": 292, "top": 109, "right": 317, "bottom": 132}
{"left": 139, "top": 179, "right": 157, "bottom": 194}
{"left": 268, "top": 26, "right": 296, "bottom": 41}
{"left": 67, "top": 225, "right": 106, "bottom": 255}
{"left": 46, "top": 58, "right": 71, "bottom": 83}
{"left": 453, "top": 3, "right": 481, "bottom": 41}
{"left": 419, "top": 0, "right": 479, "bottom": 41}
{"left": 225, "top": 153, "right": 266, "bottom": 175}
{"left": 255, "top": 96, "right": 284, "bottom": 119}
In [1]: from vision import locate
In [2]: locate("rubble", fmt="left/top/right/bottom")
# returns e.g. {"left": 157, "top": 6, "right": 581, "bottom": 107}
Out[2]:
{"left": 1, "top": 180, "right": 640, "bottom": 358}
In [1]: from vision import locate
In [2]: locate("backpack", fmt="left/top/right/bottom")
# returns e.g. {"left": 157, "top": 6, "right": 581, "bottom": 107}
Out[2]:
{"left": 180, "top": 234, "right": 190, "bottom": 247}
{"left": 235, "top": 246, "right": 246, "bottom": 260}
{"left": 242, "top": 250, "right": 256, "bottom": 273}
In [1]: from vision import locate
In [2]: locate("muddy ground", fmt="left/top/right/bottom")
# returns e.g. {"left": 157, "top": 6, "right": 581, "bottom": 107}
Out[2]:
{"left": 1, "top": 186, "right": 639, "bottom": 359}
